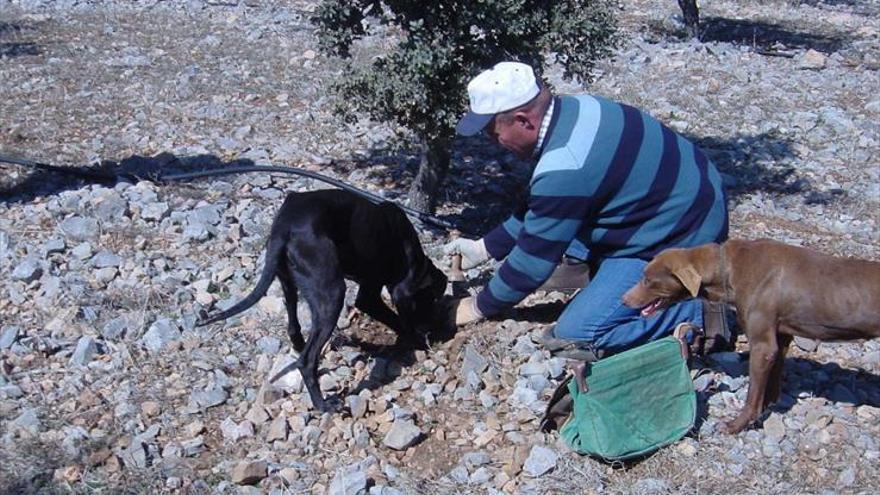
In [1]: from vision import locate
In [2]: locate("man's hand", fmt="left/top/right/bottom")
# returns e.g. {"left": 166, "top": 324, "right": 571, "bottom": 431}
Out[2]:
{"left": 448, "top": 296, "right": 484, "bottom": 326}
{"left": 443, "top": 237, "right": 490, "bottom": 270}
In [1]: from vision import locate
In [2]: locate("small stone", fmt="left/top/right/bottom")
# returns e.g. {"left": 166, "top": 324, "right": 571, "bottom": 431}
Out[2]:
{"left": 256, "top": 335, "right": 281, "bottom": 355}
{"left": 470, "top": 467, "right": 492, "bottom": 484}
{"left": 793, "top": 336, "right": 819, "bottom": 352}
{"left": 278, "top": 467, "right": 299, "bottom": 484}
{"left": 269, "top": 354, "right": 304, "bottom": 393}
{"left": 676, "top": 438, "right": 698, "bottom": 456}
{"left": 838, "top": 467, "right": 856, "bottom": 487}
{"left": 121, "top": 441, "right": 148, "bottom": 468}
{"left": 12, "top": 408, "right": 41, "bottom": 435}
{"left": 141, "top": 318, "right": 180, "bottom": 353}
{"left": 69, "top": 336, "right": 98, "bottom": 366}
{"left": 180, "top": 436, "right": 205, "bottom": 457}
{"left": 302, "top": 425, "right": 322, "bottom": 445}
{"left": 763, "top": 414, "right": 786, "bottom": 443}
{"left": 518, "top": 362, "right": 547, "bottom": 377}
{"left": 140, "top": 202, "right": 169, "bottom": 221}
{"left": 91, "top": 250, "right": 122, "bottom": 268}
{"left": 186, "top": 420, "right": 206, "bottom": 438}
{"left": 798, "top": 49, "right": 827, "bottom": 70}
{"left": 266, "top": 415, "right": 289, "bottom": 442}
{"left": 141, "top": 401, "right": 161, "bottom": 417}
{"left": 346, "top": 395, "right": 368, "bottom": 420}
{"left": 12, "top": 258, "right": 42, "bottom": 282}
{"left": 230, "top": 459, "right": 268, "bottom": 485}
{"left": 246, "top": 405, "right": 271, "bottom": 425}
{"left": 462, "top": 344, "right": 488, "bottom": 378}
{"left": 328, "top": 465, "right": 368, "bottom": 495}
{"left": 41, "top": 238, "right": 66, "bottom": 256}
{"left": 190, "top": 386, "right": 228, "bottom": 409}
{"left": 258, "top": 296, "right": 285, "bottom": 315}
{"left": 53, "top": 465, "right": 82, "bottom": 484}
{"left": 0, "top": 326, "right": 20, "bottom": 349}
{"left": 383, "top": 419, "right": 422, "bottom": 450}
{"left": 59, "top": 216, "right": 99, "bottom": 241}
{"left": 523, "top": 445, "right": 557, "bottom": 477}
{"left": 462, "top": 451, "right": 491, "bottom": 469}
{"left": 71, "top": 242, "right": 93, "bottom": 260}
{"left": 449, "top": 465, "right": 469, "bottom": 484}
{"left": 102, "top": 315, "right": 136, "bottom": 341}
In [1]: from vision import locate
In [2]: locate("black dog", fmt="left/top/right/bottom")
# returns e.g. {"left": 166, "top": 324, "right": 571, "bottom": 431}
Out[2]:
{"left": 198, "top": 189, "right": 447, "bottom": 411}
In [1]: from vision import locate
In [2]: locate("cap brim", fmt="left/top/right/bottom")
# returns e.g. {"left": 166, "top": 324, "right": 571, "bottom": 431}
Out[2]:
{"left": 456, "top": 111, "right": 494, "bottom": 136}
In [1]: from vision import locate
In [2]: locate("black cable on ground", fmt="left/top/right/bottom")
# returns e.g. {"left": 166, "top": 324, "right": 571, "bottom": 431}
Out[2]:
{"left": 0, "top": 153, "right": 471, "bottom": 236}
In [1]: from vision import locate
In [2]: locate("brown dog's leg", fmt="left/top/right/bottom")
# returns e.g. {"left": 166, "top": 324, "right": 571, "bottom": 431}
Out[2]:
{"left": 722, "top": 312, "right": 779, "bottom": 434}
{"left": 765, "top": 332, "right": 793, "bottom": 407}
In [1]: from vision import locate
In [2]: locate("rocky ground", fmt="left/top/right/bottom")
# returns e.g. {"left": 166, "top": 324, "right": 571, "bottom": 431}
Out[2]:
{"left": 0, "top": 0, "right": 878, "bottom": 494}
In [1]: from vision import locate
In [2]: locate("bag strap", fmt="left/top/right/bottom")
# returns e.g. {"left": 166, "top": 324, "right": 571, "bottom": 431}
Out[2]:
{"left": 540, "top": 374, "right": 574, "bottom": 432}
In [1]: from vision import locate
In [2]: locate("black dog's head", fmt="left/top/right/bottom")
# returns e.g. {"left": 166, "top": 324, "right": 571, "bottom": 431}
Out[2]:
{"left": 392, "top": 257, "right": 448, "bottom": 336}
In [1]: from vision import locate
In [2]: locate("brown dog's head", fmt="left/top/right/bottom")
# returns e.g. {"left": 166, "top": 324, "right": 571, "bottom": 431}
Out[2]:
{"left": 622, "top": 247, "right": 708, "bottom": 317}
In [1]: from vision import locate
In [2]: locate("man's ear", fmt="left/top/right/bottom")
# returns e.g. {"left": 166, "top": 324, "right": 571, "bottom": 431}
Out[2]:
{"left": 514, "top": 112, "right": 535, "bottom": 129}
{"left": 671, "top": 264, "right": 701, "bottom": 298}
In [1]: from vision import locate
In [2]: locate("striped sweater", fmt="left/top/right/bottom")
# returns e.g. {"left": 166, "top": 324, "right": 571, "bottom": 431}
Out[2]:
{"left": 477, "top": 95, "right": 729, "bottom": 317}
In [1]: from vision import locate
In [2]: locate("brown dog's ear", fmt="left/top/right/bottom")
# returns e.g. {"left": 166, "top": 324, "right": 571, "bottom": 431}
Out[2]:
{"left": 671, "top": 264, "right": 701, "bottom": 298}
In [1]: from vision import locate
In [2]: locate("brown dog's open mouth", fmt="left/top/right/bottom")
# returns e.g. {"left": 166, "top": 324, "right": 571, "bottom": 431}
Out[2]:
{"left": 641, "top": 298, "right": 668, "bottom": 317}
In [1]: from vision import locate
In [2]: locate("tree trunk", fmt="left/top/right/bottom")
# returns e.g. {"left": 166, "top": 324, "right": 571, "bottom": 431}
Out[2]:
{"left": 677, "top": 0, "right": 700, "bottom": 38}
{"left": 407, "top": 135, "right": 450, "bottom": 214}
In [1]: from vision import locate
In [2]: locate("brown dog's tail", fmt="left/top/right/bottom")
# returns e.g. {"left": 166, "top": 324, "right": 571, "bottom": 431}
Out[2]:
{"left": 196, "top": 234, "right": 286, "bottom": 327}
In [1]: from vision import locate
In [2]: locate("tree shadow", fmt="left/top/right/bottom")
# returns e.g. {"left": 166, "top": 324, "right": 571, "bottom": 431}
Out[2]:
{"left": 328, "top": 125, "right": 843, "bottom": 241}
{"left": 0, "top": 152, "right": 258, "bottom": 204}
{"left": 795, "top": 0, "right": 880, "bottom": 16}
{"left": 699, "top": 16, "right": 847, "bottom": 52}
{"left": 646, "top": 14, "right": 848, "bottom": 53}
{"left": 325, "top": 136, "right": 530, "bottom": 238}
{"left": 694, "top": 132, "right": 801, "bottom": 199}
{"left": 0, "top": 21, "right": 42, "bottom": 59}
{"left": 701, "top": 352, "right": 880, "bottom": 414}
{"left": 0, "top": 41, "right": 40, "bottom": 58}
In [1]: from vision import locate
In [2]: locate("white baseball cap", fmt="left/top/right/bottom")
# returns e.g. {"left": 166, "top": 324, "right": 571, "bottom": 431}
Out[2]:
{"left": 456, "top": 61, "right": 540, "bottom": 136}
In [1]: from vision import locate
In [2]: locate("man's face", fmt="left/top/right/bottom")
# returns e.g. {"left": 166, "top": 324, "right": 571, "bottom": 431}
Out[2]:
{"left": 485, "top": 115, "right": 538, "bottom": 160}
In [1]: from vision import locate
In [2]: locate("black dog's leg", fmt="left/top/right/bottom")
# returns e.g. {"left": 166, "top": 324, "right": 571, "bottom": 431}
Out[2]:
{"left": 359, "top": 285, "right": 429, "bottom": 351}
{"left": 290, "top": 236, "right": 346, "bottom": 413}
{"left": 277, "top": 261, "right": 305, "bottom": 352}
{"left": 354, "top": 285, "right": 402, "bottom": 332}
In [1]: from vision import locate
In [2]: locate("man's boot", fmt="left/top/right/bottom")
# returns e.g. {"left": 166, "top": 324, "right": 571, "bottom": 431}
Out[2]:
{"left": 537, "top": 256, "right": 590, "bottom": 292}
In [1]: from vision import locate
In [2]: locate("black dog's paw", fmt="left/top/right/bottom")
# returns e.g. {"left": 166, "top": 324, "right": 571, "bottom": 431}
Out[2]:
{"left": 395, "top": 333, "right": 430, "bottom": 352}
{"left": 316, "top": 396, "right": 345, "bottom": 414}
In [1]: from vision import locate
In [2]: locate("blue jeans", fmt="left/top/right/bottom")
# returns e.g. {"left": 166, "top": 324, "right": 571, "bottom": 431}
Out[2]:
{"left": 553, "top": 255, "right": 703, "bottom": 354}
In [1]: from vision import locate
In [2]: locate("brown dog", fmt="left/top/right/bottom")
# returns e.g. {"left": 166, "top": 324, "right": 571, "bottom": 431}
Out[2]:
{"left": 622, "top": 238, "right": 880, "bottom": 433}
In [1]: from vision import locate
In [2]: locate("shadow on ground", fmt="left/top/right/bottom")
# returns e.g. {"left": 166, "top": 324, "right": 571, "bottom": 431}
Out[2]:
{"left": 0, "top": 20, "right": 42, "bottom": 59}
{"left": 698, "top": 16, "right": 847, "bottom": 52}
{"left": 647, "top": 14, "right": 849, "bottom": 53}
{"left": 698, "top": 352, "right": 880, "bottom": 421}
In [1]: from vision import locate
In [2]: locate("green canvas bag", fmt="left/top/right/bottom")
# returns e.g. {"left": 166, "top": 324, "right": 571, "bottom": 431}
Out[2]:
{"left": 552, "top": 335, "right": 696, "bottom": 462}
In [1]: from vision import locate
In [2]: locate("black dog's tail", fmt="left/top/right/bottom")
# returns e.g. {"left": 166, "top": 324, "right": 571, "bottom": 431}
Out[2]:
{"left": 196, "top": 234, "right": 287, "bottom": 326}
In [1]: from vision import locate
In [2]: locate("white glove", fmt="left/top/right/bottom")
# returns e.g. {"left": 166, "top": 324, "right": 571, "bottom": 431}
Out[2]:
{"left": 443, "top": 237, "right": 490, "bottom": 270}
{"left": 448, "top": 296, "right": 484, "bottom": 326}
